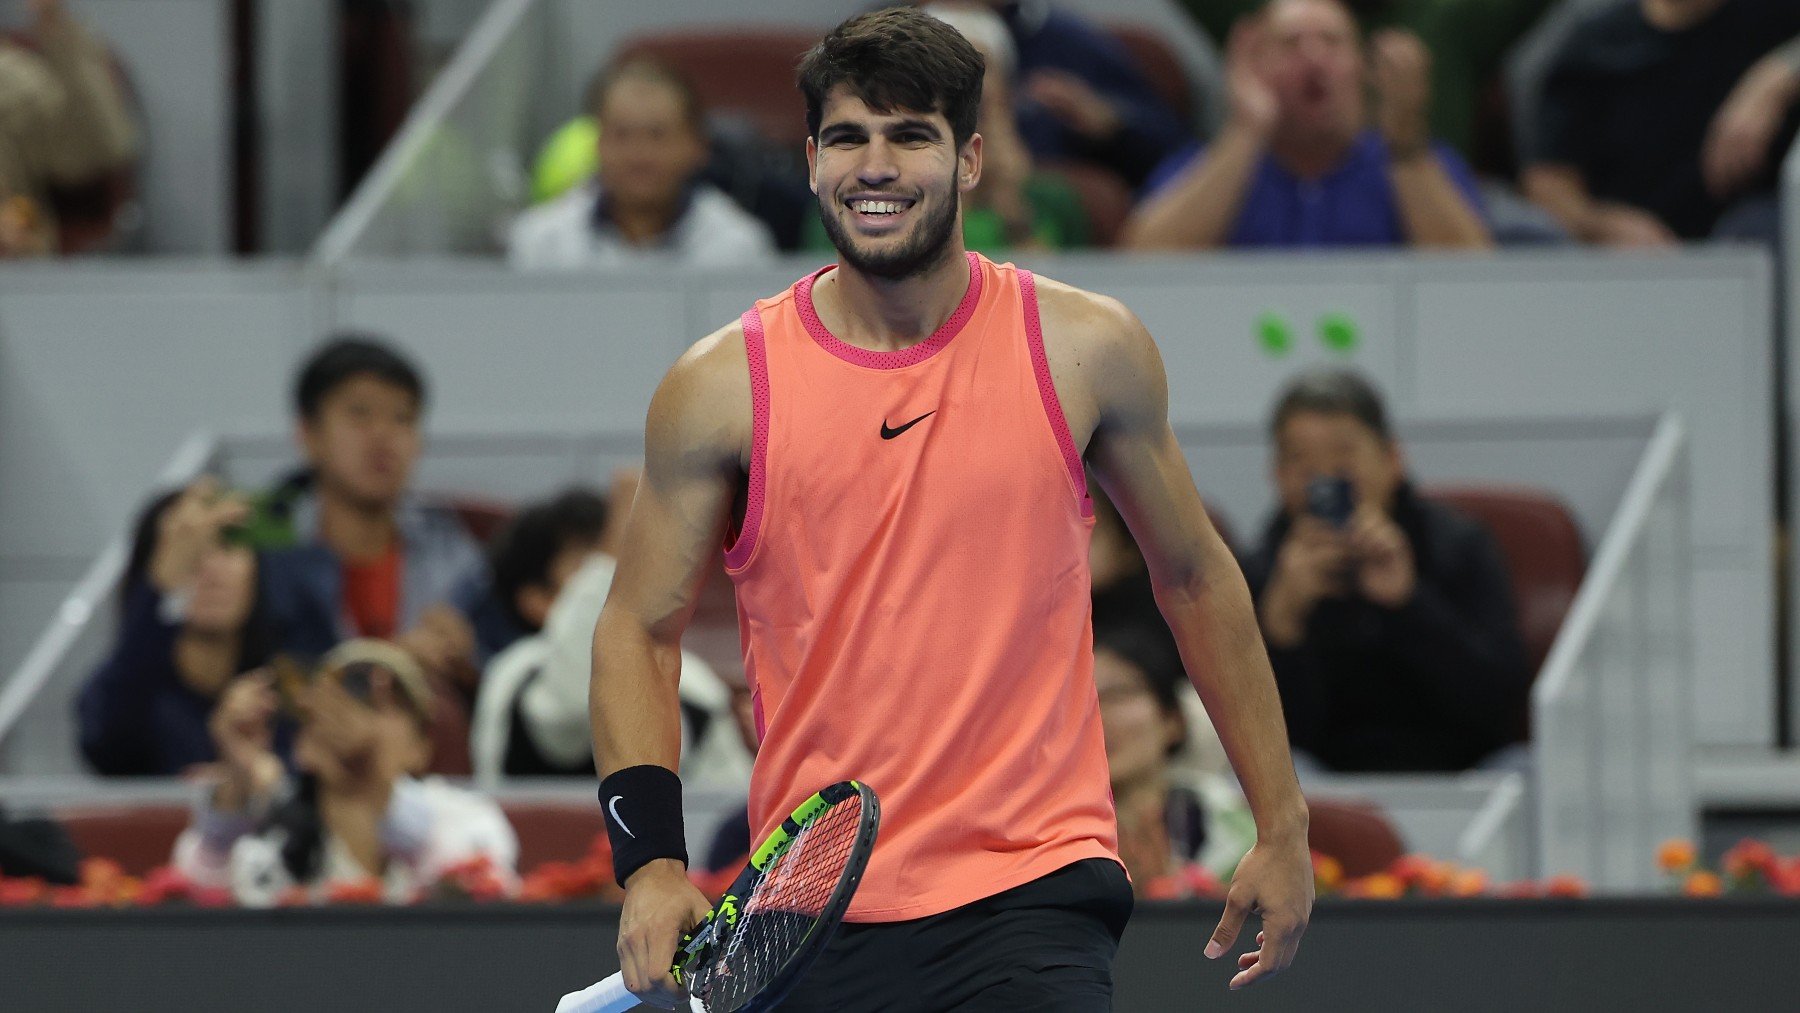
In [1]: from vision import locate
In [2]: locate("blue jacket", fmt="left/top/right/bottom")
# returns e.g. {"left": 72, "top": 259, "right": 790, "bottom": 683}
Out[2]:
{"left": 258, "top": 493, "right": 515, "bottom": 662}
{"left": 78, "top": 583, "right": 291, "bottom": 776}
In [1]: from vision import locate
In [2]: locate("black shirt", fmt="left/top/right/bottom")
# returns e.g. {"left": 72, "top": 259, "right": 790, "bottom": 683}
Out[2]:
{"left": 1537, "top": 0, "right": 1800, "bottom": 238}
{"left": 1242, "top": 484, "right": 1530, "bottom": 773}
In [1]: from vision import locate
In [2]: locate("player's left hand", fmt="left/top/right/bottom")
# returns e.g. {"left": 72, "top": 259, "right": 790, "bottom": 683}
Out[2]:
{"left": 1205, "top": 833, "right": 1313, "bottom": 989}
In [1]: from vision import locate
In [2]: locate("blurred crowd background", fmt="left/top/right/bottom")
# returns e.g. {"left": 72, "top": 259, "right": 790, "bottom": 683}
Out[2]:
{"left": 0, "top": 0, "right": 1794, "bottom": 918}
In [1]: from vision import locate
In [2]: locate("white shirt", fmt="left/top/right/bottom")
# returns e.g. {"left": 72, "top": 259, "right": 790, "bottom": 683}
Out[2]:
{"left": 172, "top": 776, "right": 519, "bottom": 906}
{"left": 471, "top": 553, "right": 751, "bottom": 788}
{"left": 505, "top": 180, "right": 776, "bottom": 271}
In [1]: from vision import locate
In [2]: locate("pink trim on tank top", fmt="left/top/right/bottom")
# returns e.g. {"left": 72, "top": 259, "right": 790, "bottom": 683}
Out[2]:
{"left": 1019, "top": 270, "right": 1093, "bottom": 518}
{"left": 794, "top": 252, "right": 984, "bottom": 370}
{"left": 724, "top": 308, "right": 770, "bottom": 570}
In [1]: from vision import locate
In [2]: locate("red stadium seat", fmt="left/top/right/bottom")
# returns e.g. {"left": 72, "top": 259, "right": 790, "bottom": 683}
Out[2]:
{"left": 1423, "top": 486, "right": 1586, "bottom": 677}
{"left": 1425, "top": 485, "right": 1586, "bottom": 741}
{"left": 56, "top": 804, "right": 189, "bottom": 876}
{"left": 501, "top": 801, "right": 608, "bottom": 874}
{"left": 615, "top": 29, "right": 820, "bottom": 149}
{"left": 1305, "top": 797, "right": 1405, "bottom": 878}
{"left": 446, "top": 497, "right": 514, "bottom": 547}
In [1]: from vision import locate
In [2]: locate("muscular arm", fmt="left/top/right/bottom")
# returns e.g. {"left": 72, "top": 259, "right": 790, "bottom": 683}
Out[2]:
{"left": 590, "top": 327, "right": 749, "bottom": 779}
{"left": 1064, "top": 295, "right": 1305, "bottom": 840}
{"left": 1388, "top": 151, "right": 1492, "bottom": 249}
{"left": 1041, "top": 281, "right": 1310, "bottom": 987}
{"left": 1121, "top": 128, "right": 1265, "bottom": 250}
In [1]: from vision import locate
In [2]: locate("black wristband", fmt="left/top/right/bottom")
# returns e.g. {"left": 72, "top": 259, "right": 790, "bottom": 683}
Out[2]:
{"left": 600, "top": 764, "right": 687, "bottom": 886}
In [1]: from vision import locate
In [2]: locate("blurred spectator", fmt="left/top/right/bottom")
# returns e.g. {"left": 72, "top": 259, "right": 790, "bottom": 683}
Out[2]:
{"left": 507, "top": 57, "right": 776, "bottom": 270}
{"left": 1089, "top": 482, "right": 1235, "bottom": 784}
{"left": 78, "top": 482, "right": 287, "bottom": 776}
{"left": 173, "top": 640, "right": 517, "bottom": 905}
{"left": 1178, "top": 0, "right": 1557, "bottom": 165}
{"left": 697, "top": 659, "right": 762, "bottom": 887}
{"left": 802, "top": 3, "right": 1089, "bottom": 255}
{"left": 1089, "top": 479, "right": 1159, "bottom": 630}
{"left": 0, "top": 0, "right": 136, "bottom": 257}
{"left": 260, "top": 336, "right": 498, "bottom": 702}
{"left": 982, "top": 0, "right": 1189, "bottom": 191}
{"left": 472, "top": 485, "right": 747, "bottom": 785}
{"left": 0, "top": 804, "right": 79, "bottom": 883}
{"left": 1124, "top": 0, "right": 1491, "bottom": 249}
{"left": 1096, "top": 620, "right": 1253, "bottom": 898}
{"left": 1243, "top": 369, "right": 1528, "bottom": 773}
{"left": 1524, "top": 0, "right": 1800, "bottom": 246}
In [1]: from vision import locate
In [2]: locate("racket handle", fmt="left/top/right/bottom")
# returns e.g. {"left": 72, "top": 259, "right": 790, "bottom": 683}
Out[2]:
{"left": 555, "top": 972, "right": 637, "bottom": 1013}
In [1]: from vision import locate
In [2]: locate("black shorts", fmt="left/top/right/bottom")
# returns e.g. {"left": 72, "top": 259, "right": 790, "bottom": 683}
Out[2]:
{"left": 777, "top": 858, "right": 1134, "bottom": 1013}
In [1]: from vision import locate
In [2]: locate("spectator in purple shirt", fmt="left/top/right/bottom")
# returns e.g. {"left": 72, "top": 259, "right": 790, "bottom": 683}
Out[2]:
{"left": 1123, "top": 0, "right": 1490, "bottom": 249}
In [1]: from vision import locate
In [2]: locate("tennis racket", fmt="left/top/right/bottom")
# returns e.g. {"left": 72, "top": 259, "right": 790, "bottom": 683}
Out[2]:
{"left": 556, "top": 780, "right": 880, "bottom": 1013}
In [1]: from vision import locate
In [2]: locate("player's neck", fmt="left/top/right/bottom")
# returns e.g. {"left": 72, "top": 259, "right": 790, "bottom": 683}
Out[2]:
{"left": 817, "top": 245, "right": 971, "bottom": 352}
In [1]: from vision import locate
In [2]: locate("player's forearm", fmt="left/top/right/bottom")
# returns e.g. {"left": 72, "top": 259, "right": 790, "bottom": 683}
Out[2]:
{"left": 590, "top": 605, "right": 686, "bottom": 777}
{"left": 1388, "top": 153, "right": 1493, "bottom": 249}
{"left": 1156, "top": 547, "right": 1308, "bottom": 843}
{"left": 1121, "top": 126, "right": 1264, "bottom": 250}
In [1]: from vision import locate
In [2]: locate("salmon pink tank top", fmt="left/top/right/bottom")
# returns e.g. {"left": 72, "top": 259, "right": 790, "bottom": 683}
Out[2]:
{"left": 724, "top": 252, "right": 1121, "bottom": 921}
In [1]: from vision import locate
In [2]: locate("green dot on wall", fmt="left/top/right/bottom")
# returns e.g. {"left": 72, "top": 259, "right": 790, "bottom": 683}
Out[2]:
{"left": 1318, "top": 312, "right": 1360, "bottom": 355}
{"left": 1256, "top": 312, "right": 1294, "bottom": 358}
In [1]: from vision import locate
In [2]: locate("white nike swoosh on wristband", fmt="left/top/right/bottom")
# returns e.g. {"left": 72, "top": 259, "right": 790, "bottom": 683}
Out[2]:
{"left": 607, "top": 795, "right": 636, "bottom": 839}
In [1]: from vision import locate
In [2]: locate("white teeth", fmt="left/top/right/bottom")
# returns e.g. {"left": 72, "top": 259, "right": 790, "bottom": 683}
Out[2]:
{"left": 851, "top": 200, "right": 906, "bottom": 215}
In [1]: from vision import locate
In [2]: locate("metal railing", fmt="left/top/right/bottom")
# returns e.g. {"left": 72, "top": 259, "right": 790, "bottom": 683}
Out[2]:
{"left": 311, "top": 0, "right": 545, "bottom": 263}
{"left": 1533, "top": 414, "right": 1693, "bottom": 891}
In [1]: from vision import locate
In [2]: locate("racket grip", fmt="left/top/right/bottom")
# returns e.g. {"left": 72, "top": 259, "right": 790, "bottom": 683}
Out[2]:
{"left": 555, "top": 972, "right": 637, "bottom": 1013}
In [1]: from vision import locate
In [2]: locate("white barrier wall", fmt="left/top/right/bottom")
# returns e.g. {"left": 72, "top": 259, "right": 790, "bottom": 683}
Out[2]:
{"left": 0, "top": 417, "right": 1657, "bottom": 783}
{"left": 0, "top": 250, "right": 1775, "bottom": 749}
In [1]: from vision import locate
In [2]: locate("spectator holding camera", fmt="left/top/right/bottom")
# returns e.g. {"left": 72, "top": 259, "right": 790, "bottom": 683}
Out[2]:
{"left": 1243, "top": 370, "right": 1527, "bottom": 772}
{"left": 77, "top": 481, "right": 285, "bottom": 776}
{"left": 260, "top": 336, "right": 499, "bottom": 701}
{"left": 173, "top": 640, "right": 517, "bottom": 905}
{"left": 1124, "top": 0, "right": 1490, "bottom": 250}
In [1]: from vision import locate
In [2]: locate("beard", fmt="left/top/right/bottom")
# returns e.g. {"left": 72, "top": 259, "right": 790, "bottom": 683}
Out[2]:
{"left": 817, "top": 184, "right": 960, "bottom": 282}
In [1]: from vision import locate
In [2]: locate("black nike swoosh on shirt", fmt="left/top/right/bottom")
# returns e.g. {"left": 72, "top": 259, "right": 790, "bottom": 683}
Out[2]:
{"left": 880, "top": 411, "right": 937, "bottom": 440}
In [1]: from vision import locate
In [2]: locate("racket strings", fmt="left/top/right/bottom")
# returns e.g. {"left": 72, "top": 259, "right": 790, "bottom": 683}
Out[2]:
{"left": 692, "top": 796, "right": 865, "bottom": 1012}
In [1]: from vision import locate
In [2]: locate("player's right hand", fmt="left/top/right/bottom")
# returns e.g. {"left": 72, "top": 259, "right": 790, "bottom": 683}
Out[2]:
{"left": 617, "top": 859, "right": 714, "bottom": 1009}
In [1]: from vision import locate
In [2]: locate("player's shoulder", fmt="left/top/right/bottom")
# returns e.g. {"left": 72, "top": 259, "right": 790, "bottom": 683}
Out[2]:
{"left": 664, "top": 318, "right": 749, "bottom": 397}
{"left": 1027, "top": 272, "right": 1156, "bottom": 361}
{"left": 646, "top": 320, "right": 752, "bottom": 459}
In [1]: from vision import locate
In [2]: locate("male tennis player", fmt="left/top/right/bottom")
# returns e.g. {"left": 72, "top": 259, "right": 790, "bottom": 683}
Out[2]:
{"left": 591, "top": 9, "right": 1312, "bottom": 1010}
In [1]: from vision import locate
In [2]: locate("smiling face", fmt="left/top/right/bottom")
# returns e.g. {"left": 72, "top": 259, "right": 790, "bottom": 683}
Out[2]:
{"left": 808, "top": 85, "right": 977, "bottom": 281}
